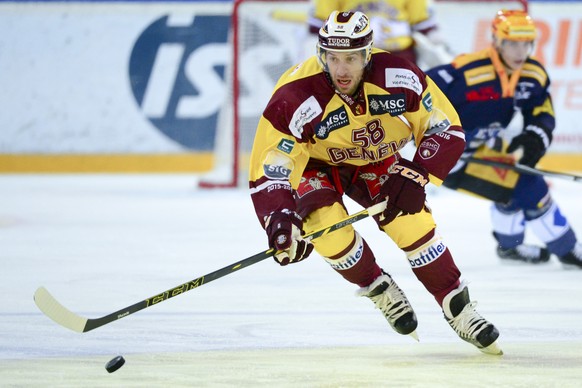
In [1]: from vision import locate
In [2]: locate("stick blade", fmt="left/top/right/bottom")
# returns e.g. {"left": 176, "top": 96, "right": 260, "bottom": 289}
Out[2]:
{"left": 34, "top": 287, "right": 87, "bottom": 333}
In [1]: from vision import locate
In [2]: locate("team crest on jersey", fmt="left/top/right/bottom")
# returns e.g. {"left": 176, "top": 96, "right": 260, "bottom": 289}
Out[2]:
{"left": 368, "top": 94, "right": 406, "bottom": 116}
{"left": 315, "top": 106, "right": 349, "bottom": 139}
{"left": 385, "top": 68, "right": 422, "bottom": 95}
{"left": 418, "top": 138, "right": 440, "bottom": 160}
{"left": 515, "top": 81, "right": 535, "bottom": 100}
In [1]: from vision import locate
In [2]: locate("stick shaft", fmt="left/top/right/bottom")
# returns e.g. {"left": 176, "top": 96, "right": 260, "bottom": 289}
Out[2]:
{"left": 34, "top": 201, "right": 386, "bottom": 333}
{"left": 461, "top": 156, "right": 582, "bottom": 182}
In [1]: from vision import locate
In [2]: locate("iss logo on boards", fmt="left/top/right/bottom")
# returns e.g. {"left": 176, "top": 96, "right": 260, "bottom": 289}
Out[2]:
{"left": 129, "top": 14, "right": 230, "bottom": 150}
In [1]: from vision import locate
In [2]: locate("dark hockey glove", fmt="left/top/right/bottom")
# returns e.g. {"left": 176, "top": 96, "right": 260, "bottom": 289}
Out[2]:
{"left": 506, "top": 127, "right": 548, "bottom": 167}
{"left": 379, "top": 159, "right": 429, "bottom": 226}
{"left": 265, "top": 210, "right": 314, "bottom": 266}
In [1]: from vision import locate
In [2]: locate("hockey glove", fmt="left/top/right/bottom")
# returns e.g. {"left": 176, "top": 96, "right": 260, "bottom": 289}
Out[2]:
{"left": 379, "top": 159, "right": 429, "bottom": 226}
{"left": 265, "top": 210, "right": 314, "bottom": 266}
{"left": 506, "top": 126, "right": 549, "bottom": 167}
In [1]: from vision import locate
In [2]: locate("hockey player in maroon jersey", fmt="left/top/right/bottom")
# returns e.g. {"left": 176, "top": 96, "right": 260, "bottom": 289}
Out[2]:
{"left": 249, "top": 10, "right": 502, "bottom": 355}
{"left": 426, "top": 10, "right": 582, "bottom": 268}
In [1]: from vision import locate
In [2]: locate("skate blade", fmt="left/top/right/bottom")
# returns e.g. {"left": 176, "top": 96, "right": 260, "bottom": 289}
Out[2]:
{"left": 408, "top": 330, "right": 419, "bottom": 342}
{"left": 479, "top": 340, "right": 503, "bottom": 356}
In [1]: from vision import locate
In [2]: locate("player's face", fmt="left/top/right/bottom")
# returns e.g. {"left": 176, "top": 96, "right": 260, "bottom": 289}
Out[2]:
{"left": 497, "top": 40, "right": 534, "bottom": 71}
{"left": 325, "top": 51, "right": 366, "bottom": 95}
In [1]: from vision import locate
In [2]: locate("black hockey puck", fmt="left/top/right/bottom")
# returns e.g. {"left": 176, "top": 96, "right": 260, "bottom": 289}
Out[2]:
{"left": 105, "top": 355, "right": 125, "bottom": 373}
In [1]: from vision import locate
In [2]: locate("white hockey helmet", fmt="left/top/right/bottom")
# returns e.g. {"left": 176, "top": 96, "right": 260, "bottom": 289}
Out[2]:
{"left": 317, "top": 11, "right": 374, "bottom": 70}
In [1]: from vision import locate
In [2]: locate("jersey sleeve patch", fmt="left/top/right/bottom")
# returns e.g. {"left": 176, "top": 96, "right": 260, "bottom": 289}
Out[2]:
{"left": 436, "top": 69, "right": 454, "bottom": 84}
{"left": 289, "top": 95, "right": 322, "bottom": 139}
{"left": 385, "top": 68, "right": 422, "bottom": 95}
{"left": 263, "top": 150, "right": 294, "bottom": 180}
{"left": 418, "top": 138, "right": 440, "bottom": 160}
{"left": 425, "top": 108, "right": 452, "bottom": 135}
{"left": 422, "top": 93, "right": 433, "bottom": 112}
{"left": 277, "top": 138, "right": 295, "bottom": 154}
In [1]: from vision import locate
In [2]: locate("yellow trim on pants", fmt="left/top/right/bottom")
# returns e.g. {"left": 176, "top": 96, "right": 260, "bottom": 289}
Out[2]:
{"left": 304, "top": 203, "right": 356, "bottom": 258}
{"left": 381, "top": 208, "right": 436, "bottom": 249}
{"left": 304, "top": 202, "right": 436, "bottom": 257}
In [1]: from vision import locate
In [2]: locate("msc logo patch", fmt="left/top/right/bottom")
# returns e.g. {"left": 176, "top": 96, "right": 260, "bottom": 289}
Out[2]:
{"left": 369, "top": 94, "right": 406, "bottom": 116}
{"left": 315, "top": 106, "right": 349, "bottom": 139}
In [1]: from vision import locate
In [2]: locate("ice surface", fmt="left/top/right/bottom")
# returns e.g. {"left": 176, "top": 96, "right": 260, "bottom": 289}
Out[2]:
{"left": 1, "top": 174, "right": 581, "bottom": 386}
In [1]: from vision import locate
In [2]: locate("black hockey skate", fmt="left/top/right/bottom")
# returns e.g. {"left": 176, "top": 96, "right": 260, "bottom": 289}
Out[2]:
{"left": 442, "top": 281, "right": 502, "bottom": 355}
{"left": 558, "top": 243, "right": 582, "bottom": 269}
{"left": 497, "top": 244, "right": 550, "bottom": 264}
{"left": 357, "top": 272, "right": 418, "bottom": 340}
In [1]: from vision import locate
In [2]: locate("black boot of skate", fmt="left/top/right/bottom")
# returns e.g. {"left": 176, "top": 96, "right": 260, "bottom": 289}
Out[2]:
{"left": 558, "top": 243, "right": 582, "bottom": 269}
{"left": 442, "top": 281, "right": 502, "bottom": 355}
{"left": 357, "top": 272, "right": 418, "bottom": 340}
{"left": 496, "top": 244, "right": 550, "bottom": 264}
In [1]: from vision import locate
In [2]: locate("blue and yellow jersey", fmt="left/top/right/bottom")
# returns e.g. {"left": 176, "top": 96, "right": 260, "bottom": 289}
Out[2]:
{"left": 426, "top": 47, "right": 555, "bottom": 151}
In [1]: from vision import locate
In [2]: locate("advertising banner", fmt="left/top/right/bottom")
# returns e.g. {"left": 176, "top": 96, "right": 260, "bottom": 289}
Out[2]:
{"left": 0, "top": 1, "right": 580, "bottom": 172}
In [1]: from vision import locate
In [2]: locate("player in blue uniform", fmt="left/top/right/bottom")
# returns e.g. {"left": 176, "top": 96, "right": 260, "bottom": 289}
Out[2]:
{"left": 426, "top": 10, "right": 582, "bottom": 268}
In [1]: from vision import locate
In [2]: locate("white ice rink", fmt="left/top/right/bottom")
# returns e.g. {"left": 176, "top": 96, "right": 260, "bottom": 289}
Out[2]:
{"left": 1, "top": 174, "right": 581, "bottom": 387}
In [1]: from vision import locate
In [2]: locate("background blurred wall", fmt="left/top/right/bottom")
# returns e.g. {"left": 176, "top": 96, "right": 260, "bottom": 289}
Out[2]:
{"left": 0, "top": 0, "right": 580, "bottom": 172}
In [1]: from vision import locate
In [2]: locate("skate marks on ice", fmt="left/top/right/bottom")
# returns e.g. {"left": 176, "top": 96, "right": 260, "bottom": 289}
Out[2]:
{"left": 2, "top": 176, "right": 582, "bottom": 387}
{"left": 1, "top": 342, "right": 581, "bottom": 387}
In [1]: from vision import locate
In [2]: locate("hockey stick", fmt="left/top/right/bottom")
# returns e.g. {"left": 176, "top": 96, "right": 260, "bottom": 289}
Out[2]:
{"left": 461, "top": 156, "right": 582, "bottom": 182}
{"left": 34, "top": 201, "right": 387, "bottom": 333}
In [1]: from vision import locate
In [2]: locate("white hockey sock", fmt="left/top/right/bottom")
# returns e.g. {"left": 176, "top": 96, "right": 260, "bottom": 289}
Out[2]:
{"left": 491, "top": 203, "right": 525, "bottom": 248}
{"left": 324, "top": 231, "right": 364, "bottom": 271}
{"left": 527, "top": 201, "right": 576, "bottom": 256}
